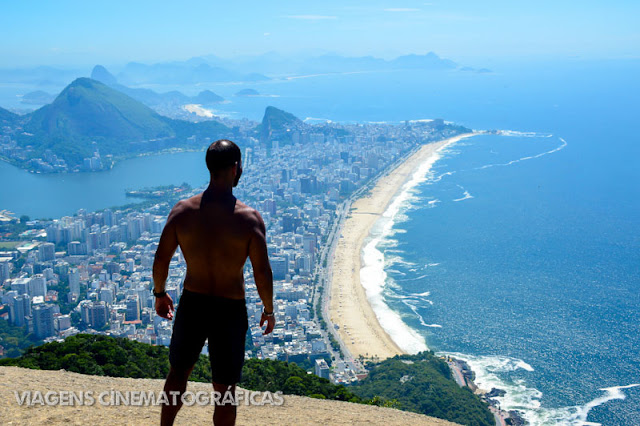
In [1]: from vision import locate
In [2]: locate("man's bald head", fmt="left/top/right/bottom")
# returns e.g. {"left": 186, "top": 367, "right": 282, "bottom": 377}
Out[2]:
{"left": 206, "top": 139, "right": 242, "bottom": 183}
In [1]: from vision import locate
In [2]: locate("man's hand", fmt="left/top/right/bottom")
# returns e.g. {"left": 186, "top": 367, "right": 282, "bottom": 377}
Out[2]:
{"left": 155, "top": 294, "right": 175, "bottom": 320}
{"left": 260, "top": 312, "right": 275, "bottom": 335}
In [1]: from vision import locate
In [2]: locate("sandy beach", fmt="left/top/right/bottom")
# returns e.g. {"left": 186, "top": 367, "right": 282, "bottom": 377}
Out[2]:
{"left": 329, "top": 133, "right": 478, "bottom": 360}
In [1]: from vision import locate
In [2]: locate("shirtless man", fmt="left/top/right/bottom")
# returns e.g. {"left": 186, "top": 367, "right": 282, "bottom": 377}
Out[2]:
{"left": 153, "top": 139, "right": 274, "bottom": 426}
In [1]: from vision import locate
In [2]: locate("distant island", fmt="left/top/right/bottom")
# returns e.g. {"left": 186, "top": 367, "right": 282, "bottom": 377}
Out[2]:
{"left": 21, "top": 91, "right": 56, "bottom": 105}
{"left": 235, "top": 88, "right": 260, "bottom": 97}
{"left": 125, "top": 183, "right": 191, "bottom": 199}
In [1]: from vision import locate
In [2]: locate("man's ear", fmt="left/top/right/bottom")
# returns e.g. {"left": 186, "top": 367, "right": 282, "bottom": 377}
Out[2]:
{"left": 233, "top": 162, "right": 243, "bottom": 187}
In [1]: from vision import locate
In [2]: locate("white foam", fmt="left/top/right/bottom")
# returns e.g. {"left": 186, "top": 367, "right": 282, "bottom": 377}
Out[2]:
{"left": 453, "top": 190, "right": 474, "bottom": 202}
{"left": 394, "top": 274, "right": 429, "bottom": 283}
{"left": 569, "top": 384, "right": 640, "bottom": 426}
{"left": 498, "top": 130, "right": 552, "bottom": 138}
{"left": 476, "top": 137, "right": 567, "bottom": 171}
{"left": 303, "top": 117, "right": 332, "bottom": 123}
{"left": 401, "top": 299, "right": 437, "bottom": 328}
{"left": 442, "top": 352, "right": 544, "bottom": 416}
{"left": 441, "top": 352, "right": 639, "bottom": 425}
{"left": 516, "top": 360, "right": 535, "bottom": 372}
{"left": 430, "top": 170, "right": 456, "bottom": 183}
{"left": 361, "top": 237, "right": 428, "bottom": 354}
{"left": 359, "top": 139, "right": 461, "bottom": 354}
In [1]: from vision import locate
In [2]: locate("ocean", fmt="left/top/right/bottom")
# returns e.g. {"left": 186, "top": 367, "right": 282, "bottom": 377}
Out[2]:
{"left": 350, "top": 62, "right": 640, "bottom": 425}
{"left": 1, "top": 58, "right": 639, "bottom": 425}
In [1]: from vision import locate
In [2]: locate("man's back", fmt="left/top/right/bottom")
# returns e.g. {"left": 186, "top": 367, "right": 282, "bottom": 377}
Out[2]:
{"left": 153, "top": 139, "right": 273, "bottom": 426}
{"left": 171, "top": 190, "right": 260, "bottom": 299}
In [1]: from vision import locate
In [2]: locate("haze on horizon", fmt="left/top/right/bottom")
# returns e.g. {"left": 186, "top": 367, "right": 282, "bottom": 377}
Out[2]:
{"left": 1, "top": 0, "right": 639, "bottom": 68}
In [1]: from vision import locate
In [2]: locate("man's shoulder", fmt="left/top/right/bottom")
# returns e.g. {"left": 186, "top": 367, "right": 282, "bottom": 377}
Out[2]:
{"left": 170, "top": 195, "right": 202, "bottom": 216}
{"left": 234, "top": 200, "right": 263, "bottom": 223}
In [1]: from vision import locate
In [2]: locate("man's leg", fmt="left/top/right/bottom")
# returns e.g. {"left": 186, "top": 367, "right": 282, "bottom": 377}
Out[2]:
{"left": 163, "top": 290, "right": 206, "bottom": 425}
{"left": 212, "top": 382, "right": 237, "bottom": 426}
{"left": 160, "top": 364, "right": 194, "bottom": 426}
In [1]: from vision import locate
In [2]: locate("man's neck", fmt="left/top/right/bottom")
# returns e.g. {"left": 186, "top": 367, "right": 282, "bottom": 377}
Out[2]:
{"left": 204, "top": 184, "right": 233, "bottom": 198}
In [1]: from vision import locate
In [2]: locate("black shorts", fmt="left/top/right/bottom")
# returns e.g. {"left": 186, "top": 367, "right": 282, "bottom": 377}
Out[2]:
{"left": 169, "top": 289, "right": 248, "bottom": 385}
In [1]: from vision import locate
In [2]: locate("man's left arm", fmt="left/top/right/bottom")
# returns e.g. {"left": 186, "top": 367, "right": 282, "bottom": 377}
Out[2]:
{"left": 153, "top": 202, "right": 182, "bottom": 319}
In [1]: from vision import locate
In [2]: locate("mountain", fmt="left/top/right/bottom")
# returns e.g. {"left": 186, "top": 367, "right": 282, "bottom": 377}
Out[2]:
{"left": 0, "top": 106, "right": 19, "bottom": 125}
{"left": 191, "top": 51, "right": 459, "bottom": 75}
{"left": 0, "top": 66, "right": 85, "bottom": 86}
{"left": 391, "top": 53, "right": 456, "bottom": 69}
{"left": 90, "top": 65, "right": 118, "bottom": 86}
{"left": 236, "top": 88, "right": 260, "bottom": 97}
{"left": 21, "top": 90, "right": 56, "bottom": 105}
{"left": 193, "top": 90, "right": 224, "bottom": 104}
{"left": 259, "top": 106, "right": 305, "bottom": 146}
{"left": 262, "top": 106, "right": 303, "bottom": 130}
{"left": 25, "top": 77, "right": 175, "bottom": 142}
{"left": 116, "top": 61, "right": 270, "bottom": 85}
{"left": 90, "top": 65, "right": 224, "bottom": 107}
{"left": 90, "top": 65, "right": 179, "bottom": 106}
{"left": 18, "top": 78, "right": 229, "bottom": 167}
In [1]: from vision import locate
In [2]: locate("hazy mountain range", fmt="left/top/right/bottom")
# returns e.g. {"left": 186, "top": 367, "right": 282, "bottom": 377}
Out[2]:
{"left": 89, "top": 65, "right": 225, "bottom": 107}
{"left": 0, "top": 51, "right": 487, "bottom": 89}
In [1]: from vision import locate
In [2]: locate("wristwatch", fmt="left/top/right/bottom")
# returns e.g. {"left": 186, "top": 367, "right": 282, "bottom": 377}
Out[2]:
{"left": 153, "top": 290, "right": 167, "bottom": 298}
{"left": 263, "top": 309, "right": 275, "bottom": 317}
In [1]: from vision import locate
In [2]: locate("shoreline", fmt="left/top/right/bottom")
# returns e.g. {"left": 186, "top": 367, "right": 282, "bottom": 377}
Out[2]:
{"left": 0, "top": 146, "right": 206, "bottom": 175}
{"left": 328, "top": 132, "right": 479, "bottom": 361}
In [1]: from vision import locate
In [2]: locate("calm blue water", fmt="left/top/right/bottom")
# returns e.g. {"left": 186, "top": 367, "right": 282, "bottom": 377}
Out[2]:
{"left": 1, "top": 59, "right": 639, "bottom": 424}
{"left": 0, "top": 151, "right": 209, "bottom": 218}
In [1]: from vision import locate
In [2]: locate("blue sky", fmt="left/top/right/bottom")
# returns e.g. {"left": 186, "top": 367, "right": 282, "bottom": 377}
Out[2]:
{"left": 1, "top": 0, "right": 638, "bottom": 67}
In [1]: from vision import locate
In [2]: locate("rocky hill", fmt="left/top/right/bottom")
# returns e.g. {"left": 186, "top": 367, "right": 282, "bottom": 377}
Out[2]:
{"left": 0, "top": 106, "right": 18, "bottom": 125}
{"left": 14, "top": 78, "right": 229, "bottom": 167}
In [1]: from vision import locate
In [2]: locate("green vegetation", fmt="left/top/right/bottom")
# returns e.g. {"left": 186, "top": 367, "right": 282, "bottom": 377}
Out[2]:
{"left": 0, "top": 334, "right": 358, "bottom": 403}
{"left": 0, "top": 334, "right": 207, "bottom": 379}
{"left": 22, "top": 78, "right": 175, "bottom": 164}
{"left": 258, "top": 106, "right": 303, "bottom": 146}
{"left": 0, "top": 106, "right": 18, "bottom": 125}
{"left": 17, "top": 78, "right": 229, "bottom": 167}
{"left": 0, "top": 218, "right": 32, "bottom": 241}
{"left": 0, "top": 320, "right": 42, "bottom": 359}
{"left": 350, "top": 352, "right": 495, "bottom": 426}
{"left": 0, "top": 241, "right": 23, "bottom": 249}
{"left": 261, "top": 106, "right": 302, "bottom": 131}
{"left": 240, "top": 358, "right": 361, "bottom": 402}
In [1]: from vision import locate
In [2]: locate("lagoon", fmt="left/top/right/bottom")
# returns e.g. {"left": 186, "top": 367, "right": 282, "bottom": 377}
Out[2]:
{"left": 0, "top": 151, "right": 210, "bottom": 219}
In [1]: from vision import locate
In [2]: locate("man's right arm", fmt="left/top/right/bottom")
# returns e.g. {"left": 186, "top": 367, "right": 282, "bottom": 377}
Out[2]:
{"left": 152, "top": 201, "right": 183, "bottom": 319}
{"left": 248, "top": 210, "right": 274, "bottom": 334}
